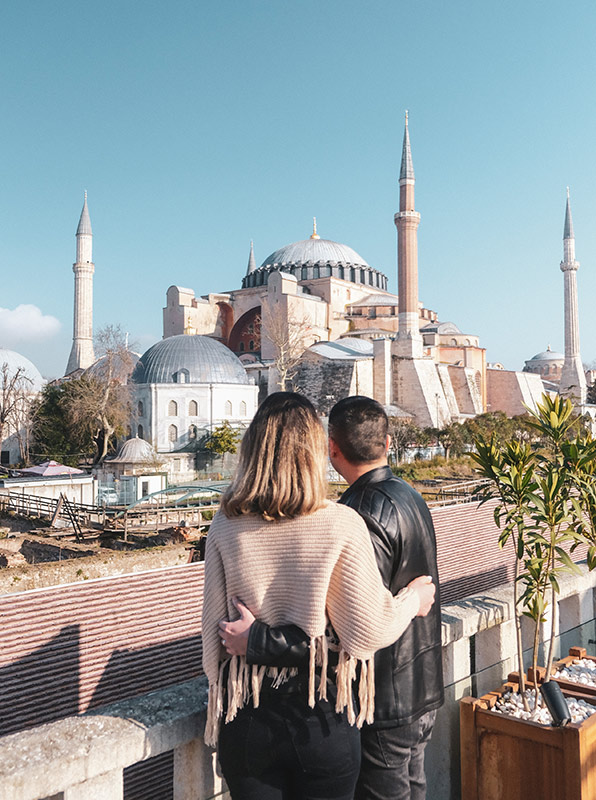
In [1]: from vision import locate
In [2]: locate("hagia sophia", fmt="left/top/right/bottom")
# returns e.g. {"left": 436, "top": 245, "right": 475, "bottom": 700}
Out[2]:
{"left": 0, "top": 115, "right": 593, "bottom": 470}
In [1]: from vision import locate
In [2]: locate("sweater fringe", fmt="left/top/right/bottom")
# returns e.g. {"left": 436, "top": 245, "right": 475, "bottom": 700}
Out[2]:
{"left": 204, "top": 636, "right": 376, "bottom": 748}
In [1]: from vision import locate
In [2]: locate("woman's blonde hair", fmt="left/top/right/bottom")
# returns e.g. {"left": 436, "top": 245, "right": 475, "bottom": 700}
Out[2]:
{"left": 221, "top": 392, "right": 327, "bottom": 520}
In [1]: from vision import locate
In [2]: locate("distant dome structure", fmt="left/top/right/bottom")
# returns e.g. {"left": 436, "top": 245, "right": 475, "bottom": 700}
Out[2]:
{"left": 132, "top": 335, "right": 249, "bottom": 385}
{"left": 111, "top": 436, "right": 156, "bottom": 464}
{"left": 523, "top": 345, "right": 564, "bottom": 381}
{"left": 0, "top": 348, "right": 44, "bottom": 393}
{"left": 242, "top": 221, "right": 388, "bottom": 291}
{"left": 131, "top": 334, "right": 258, "bottom": 480}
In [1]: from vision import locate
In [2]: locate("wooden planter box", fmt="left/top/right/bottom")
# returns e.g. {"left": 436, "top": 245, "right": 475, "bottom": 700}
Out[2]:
{"left": 460, "top": 681, "right": 596, "bottom": 800}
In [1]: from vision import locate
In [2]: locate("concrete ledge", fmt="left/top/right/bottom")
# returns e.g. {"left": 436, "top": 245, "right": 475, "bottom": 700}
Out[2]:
{"left": 1, "top": 678, "right": 210, "bottom": 800}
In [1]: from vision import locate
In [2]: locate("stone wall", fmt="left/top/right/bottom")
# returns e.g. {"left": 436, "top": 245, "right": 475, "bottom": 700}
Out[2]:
{"left": 294, "top": 356, "right": 356, "bottom": 410}
{"left": 0, "top": 543, "right": 189, "bottom": 595}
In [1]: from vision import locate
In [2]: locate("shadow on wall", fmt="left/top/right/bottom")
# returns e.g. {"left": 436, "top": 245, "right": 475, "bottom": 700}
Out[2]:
{"left": 89, "top": 635, "right": 203, "bottom": 710}
{"left": 440, "top": 565, "right": 508, "bottom": 605}
{"left": 0, "top": 624, "right": 81, "bottom": 737}
{"left": 0, "top": 625, "right": 203, "bottom": 737}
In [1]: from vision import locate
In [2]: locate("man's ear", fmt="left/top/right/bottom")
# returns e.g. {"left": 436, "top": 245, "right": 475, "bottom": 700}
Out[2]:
{"left": 385, "top": 434, "right": 392, "bottom": 454}
{"left": 328, "top": 436, "right": 340, "bottom": 459}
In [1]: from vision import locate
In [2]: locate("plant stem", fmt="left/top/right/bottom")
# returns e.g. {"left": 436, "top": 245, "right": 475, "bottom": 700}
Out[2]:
{"left": 512, "top": 528, "right": 529, "bottom": 711}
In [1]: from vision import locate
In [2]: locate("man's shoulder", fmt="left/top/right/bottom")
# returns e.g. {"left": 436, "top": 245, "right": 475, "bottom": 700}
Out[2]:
{"left": 344, "top": 470, "right": 422, "bottom": 508}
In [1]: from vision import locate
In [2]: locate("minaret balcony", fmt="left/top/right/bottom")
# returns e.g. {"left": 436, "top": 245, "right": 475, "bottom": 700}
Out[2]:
{"left": 394, "top": 211, "right": 421, "bottom": 222}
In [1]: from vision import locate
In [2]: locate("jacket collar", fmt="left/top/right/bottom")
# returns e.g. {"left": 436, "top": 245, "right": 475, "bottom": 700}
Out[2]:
{"left": 344, "top": 464, "right": 394, "bottom": 495}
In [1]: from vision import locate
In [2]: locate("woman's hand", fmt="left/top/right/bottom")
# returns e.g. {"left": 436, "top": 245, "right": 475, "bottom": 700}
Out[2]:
{"left": 218, "top": 597, "right": 256, "bottom": 656}
{"left": 407, "top": 575, "right": 436, "bottom": 617}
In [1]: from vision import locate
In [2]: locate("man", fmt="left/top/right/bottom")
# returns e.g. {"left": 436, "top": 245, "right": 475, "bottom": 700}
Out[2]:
{"left": 219, "top": 396, "right": 443, "bottom": 800}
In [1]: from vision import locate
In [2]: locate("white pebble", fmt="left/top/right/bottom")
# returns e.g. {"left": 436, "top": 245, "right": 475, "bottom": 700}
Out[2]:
{"left": 490, "top": 688, "right": 596, "bottom": 725}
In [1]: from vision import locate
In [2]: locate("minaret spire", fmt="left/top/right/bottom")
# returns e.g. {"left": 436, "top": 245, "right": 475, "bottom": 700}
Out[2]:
{"left": 394, "top": 111, "right": 422, "bottom": 357}
{"left": 246, "top": 240, "right": 257, "bottom": 275}
{"left": 310, "top": 217, "right": 320, "bottom": 239}
{"left": 66, "top": 192, "right": 95, "bottom": 374}
{"left": 399, "top": 110, "right": 415, "bottom": 182}
{"left": 559, "top": 188, "right": 586, "bottom": 403}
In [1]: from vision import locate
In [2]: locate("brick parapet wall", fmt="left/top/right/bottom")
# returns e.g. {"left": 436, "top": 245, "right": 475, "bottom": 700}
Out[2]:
{"left": 3, "top": 568, "right": 594, "bottom": 800}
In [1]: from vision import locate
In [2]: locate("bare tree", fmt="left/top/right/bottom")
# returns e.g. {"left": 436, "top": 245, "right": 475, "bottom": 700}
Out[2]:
{"left": 66, "top": 325, "right": 136, "bottom": 464}
{"left": 261, "top": 304, "right": 313, "bottom": 391}
{"left": 0, "top": 363, "right": 33, "bottom": 462}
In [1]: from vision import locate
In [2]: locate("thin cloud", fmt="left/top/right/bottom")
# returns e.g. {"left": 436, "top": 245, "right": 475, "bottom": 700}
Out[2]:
{"left": 0, "top": 304, "right": 61, "bottom": 344}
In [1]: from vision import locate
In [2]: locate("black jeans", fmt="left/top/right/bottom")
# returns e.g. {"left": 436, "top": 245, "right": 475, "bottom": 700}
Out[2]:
{"left": 354, "top": 710, "right": 437, "bottom": 800}
{"left": 218, "top": 694, "right": 361, "bottom": 800}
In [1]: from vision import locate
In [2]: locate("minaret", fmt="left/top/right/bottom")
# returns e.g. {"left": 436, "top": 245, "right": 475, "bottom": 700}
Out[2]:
{"left": 394, "top": 111, "right": 423, "bottom": 358}
{"left": 245, "top": 240, "right": 257, "bottom": 275}
{"left": 559, "top": 188, "right": 586, "bottom": 404}
{"left": 66, "top": 192, "right": 95, "bottom": 374}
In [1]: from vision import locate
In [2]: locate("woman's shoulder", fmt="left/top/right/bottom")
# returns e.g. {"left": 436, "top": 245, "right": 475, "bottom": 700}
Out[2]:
{"left": 316, "top": 500, "right": 367, "bottom": 530}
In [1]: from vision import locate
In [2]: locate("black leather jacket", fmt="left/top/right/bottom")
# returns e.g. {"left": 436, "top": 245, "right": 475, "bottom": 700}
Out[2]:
{"left": 247, "top": 465, "right": 444, "bottom": 727}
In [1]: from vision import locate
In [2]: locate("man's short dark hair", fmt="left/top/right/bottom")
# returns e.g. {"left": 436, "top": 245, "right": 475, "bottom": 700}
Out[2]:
{"left": 328, "top": 396, "right": 388, "bottom": 465}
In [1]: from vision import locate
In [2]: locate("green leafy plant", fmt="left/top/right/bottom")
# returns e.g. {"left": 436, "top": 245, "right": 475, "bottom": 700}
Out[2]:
{"left": 472, "top": 394, "right": 591, "bottom": 709}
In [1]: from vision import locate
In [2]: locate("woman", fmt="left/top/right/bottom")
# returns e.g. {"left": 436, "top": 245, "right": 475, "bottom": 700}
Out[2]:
{"left": 202, "top": 392, "right": 434, "bottom": 799}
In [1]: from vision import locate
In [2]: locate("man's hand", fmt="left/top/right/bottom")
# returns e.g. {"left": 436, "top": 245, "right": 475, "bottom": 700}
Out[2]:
{"left": 408, "top": 575, "right": 436, "bottom": 617}
{"left": 218, "top": 597, "right": 256, "bottom": 656}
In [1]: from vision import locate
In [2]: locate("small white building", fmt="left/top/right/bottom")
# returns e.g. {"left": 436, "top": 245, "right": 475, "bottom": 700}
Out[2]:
{"left": 97, "top": 437, "right": 167, "bottom": 505}
{"left": 131, "top": 335, "right": 258, "bottom": 480}
{"left": 0, "top": 348, "right": 45, "bottom": 467}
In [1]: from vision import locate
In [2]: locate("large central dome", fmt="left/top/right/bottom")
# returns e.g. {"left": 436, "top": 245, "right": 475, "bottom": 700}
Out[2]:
{"left": 260, "top": 238, "right": 370, "bottom": 269}
{"left": 242, "top": 228, "right": 387, "bottom": 291}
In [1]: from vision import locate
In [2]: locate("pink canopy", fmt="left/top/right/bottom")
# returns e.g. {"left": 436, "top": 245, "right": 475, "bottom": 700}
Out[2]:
{"left": 20, "top": 460, "right": 84, "bottom": 476}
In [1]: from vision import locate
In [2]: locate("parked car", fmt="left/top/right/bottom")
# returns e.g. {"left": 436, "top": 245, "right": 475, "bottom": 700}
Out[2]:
{"left": 98, "top": 488, "right": 119, "bottom": 506}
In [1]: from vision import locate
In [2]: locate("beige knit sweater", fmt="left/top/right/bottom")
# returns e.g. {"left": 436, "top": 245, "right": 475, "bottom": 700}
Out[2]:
{"left": 201, "top": 500, "right": 420, "bottom": 746}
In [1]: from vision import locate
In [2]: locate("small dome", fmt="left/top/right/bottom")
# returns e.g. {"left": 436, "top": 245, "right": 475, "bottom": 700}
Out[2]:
{"left": 112, "top": 437, "right": 156, "bottom": 463}
{"left": 0, "top": 348, "right": 44, "bottom": 392}
{"left": 528, "top": 347, "right": 564, "bottom": 362}
{"left": 132, "top": 335, "right": 249, "bottom": 385}
{"left": 261, "top": 238, "right": 370, "bottom": 269}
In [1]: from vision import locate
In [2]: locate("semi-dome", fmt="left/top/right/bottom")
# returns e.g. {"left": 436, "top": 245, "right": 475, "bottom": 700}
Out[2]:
{"left": 0, "top": 348, "right": 44, "bottom": 392}
{"left": 132, "top": 335, "right": 249, "bottom": 385}
{"left": 261, "top": 238, "right": 370, "bottom": 269}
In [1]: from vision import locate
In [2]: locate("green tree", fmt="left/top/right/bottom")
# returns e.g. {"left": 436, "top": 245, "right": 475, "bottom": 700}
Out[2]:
{"left": 31, "top": 382, "right": 95, "bottom": 465}
{"left": 205, "top": 421, "right": 241, "bottom": 465}
{"left": 437, "top": 422, "right": 469, "bottom": 459}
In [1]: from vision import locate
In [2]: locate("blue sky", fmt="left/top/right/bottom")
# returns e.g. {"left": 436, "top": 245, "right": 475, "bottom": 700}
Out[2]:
{"left": 2, "top": 0, "right": 596, "bottom": 378}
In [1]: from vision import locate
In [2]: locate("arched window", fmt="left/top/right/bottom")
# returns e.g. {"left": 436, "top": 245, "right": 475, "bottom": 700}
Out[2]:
{"left": 451, "top": 338, "right": 458, "bottom": 346}
{"left": 240, "top": 401, "right": 247, "bottom": 417}
{"left": 137, "top": 424, "right": 144, "bottom": 440}
{"left": 189, "top": 399, "right": 198, "bottom": 416}
{"left": 189, "top": 424, "right": 197, "bottom": 440}
{"left": 225, "top": 400, "right": 233, "bottom": 416}
{"left": 249, "top": 340, "right": 254, "bottom": 351}
{"left": 168, "top": 424, "right": 178, "bottom": 443}
{"left": 137, "top": 400, "right": 144, "bottom": 417}
{"left": 168, "top": 400, "right": 178, "bottom": 416}
{"left": 173, "top": 369, "right": 189, "bottom": 383}
{"left": 239, "top": 341, "right": 245, "bottom": 351}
